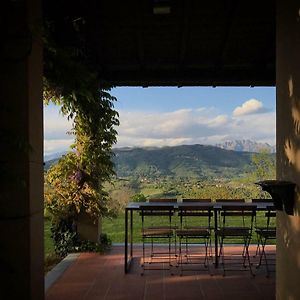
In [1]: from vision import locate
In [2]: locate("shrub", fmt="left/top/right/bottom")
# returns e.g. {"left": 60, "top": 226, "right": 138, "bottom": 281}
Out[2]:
{"left": 130, "top": 193, "right": 147, "bottom": 202}
{"left": 50, "top": 217, "right": 112, "bottom": 257}
{"left": 50, "top": 218, "right": 77, "bottom": 257}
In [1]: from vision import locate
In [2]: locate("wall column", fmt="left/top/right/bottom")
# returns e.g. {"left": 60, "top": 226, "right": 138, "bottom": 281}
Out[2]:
{"left": 0, "top": 0, "right": 44, "bottom": 299}
{"left": 276, "top": 0, "right": 300, "bottom": 298}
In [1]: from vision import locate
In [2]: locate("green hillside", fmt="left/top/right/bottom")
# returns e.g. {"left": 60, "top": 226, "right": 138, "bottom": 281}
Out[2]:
{"left": 44, "top": 144, "right": 274, "bottom": 180}
{"left": 113, "top": 144, "right": 255, "bottom": 179}
{"left": 44, "top": 158, "right": 59, "bottom": 170}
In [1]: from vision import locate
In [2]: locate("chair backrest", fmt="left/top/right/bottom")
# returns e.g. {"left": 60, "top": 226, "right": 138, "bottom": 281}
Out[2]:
{"left": 178, "top": 205, "right": 213, "bottom": 229}
{"left": 253, "top": 201, "right": 276, "bottom": 229}
{"left": 140, "top": 205, "right": 175, "bottom": 214}
{"left": 216, "top": 199, "right": 245, "bottom": 203}
{"left": 140, "top": 205, "right": 175, "bottom": 226}
{"left": 252, "top": 198, "right": 273, "bottom": 203}
{"left": 182, "top": 198, "right": 211, "bottom": 202}
{"left": 219, "top": 205, "right": 256, "bottom": 230}
{"left": 265, "top": 205, "right": 276, "bottom": 228}
{"left": 148, "top": 198, "right": 177, "bottom": 203}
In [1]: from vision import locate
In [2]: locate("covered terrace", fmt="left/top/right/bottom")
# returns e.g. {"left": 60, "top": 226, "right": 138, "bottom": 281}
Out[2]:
{"left": 1, "top": 0, "right": 300, "bottom": 299}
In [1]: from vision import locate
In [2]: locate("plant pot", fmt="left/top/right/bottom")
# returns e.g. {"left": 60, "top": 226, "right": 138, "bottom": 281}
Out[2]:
{"left": 77, "top": 212, "right": 102, "bottom": 243}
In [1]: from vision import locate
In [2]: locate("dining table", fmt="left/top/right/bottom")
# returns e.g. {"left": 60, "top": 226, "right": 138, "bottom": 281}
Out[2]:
{"left": 124, "top": 200, "right": 274, "bottom": 273}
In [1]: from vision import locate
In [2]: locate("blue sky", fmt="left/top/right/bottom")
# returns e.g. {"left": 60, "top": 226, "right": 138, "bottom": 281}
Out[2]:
{"left": 112, "top": 87, "right": 275, "bottom": 114}
{"left": 44, "top": 87, "right": 276, "bottom": 155}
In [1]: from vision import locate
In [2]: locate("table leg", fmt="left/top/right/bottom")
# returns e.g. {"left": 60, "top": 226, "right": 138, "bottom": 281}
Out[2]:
{"left": 125, "top": 208, "right": 128, "bottom": 273}
{"left": 130, "top": 209, "right": 133, "bottom": 257}
{"left": 125, "top": 208, "right": 133, "bottom": 273}
{"left": 214, "top": 208, "right": 218, "bottom": 267}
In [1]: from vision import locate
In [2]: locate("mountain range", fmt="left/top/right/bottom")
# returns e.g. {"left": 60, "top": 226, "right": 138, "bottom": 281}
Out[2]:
{"left": 44, "top": 151, "right": 67, "bottom": 162}
{"left": 113, "top": 144, "right": 255, "bottom": 179}
{"left": 44, "top": 141, "right": 275, "bottom": 179}
{"left": 215, "top": 140, "right": 275, "bottom": 153}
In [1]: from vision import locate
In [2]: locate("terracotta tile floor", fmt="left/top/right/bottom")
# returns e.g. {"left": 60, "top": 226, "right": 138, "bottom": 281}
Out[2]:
{"left": 46, "top": 245, "right": 276, "bottom": 300}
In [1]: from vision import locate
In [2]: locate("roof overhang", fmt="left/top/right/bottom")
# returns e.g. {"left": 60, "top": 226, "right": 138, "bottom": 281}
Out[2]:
{"left": 44, "top": 0, "right": 275, "bottom": 87}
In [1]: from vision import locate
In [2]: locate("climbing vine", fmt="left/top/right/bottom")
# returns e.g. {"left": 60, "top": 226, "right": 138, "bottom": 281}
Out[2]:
{"left": 43, "top": 17, "right": 119, "bottom": 247}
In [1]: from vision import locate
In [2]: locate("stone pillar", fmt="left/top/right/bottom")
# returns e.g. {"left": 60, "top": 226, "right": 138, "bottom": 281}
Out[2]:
{"left": 276, "top": 0, "right": 300, "bottom": 298}
{"left": 0, "top": 0, "right": 44, "bottom": 299}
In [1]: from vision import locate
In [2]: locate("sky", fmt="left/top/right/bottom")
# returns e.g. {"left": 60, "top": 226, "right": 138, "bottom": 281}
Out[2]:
{"left": 44, "top": 86, "right": 276, "bottom": 156}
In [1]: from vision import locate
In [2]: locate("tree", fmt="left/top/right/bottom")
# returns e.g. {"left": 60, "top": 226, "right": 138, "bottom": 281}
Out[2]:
{"left": 128, "top": 177, "right": 141, "bottom": 192}
{"left": 251, "top": 149, "right": 276, "bottom": 181}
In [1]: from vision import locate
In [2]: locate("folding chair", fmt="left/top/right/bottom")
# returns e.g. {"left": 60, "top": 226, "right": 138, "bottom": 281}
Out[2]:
{"left": 255, "top": 205, "right": 276, "bottom": 277}
{"left": 216, "top": 204, "right": 256, "bottom": 276}
{"left": 140, "top": 205, "right": 175, "bottom": 275}
{"left": 215, "top": 200, "right": 246, "bottom": 257}
{"left": 252, "top": 199, "right": 274, "bottom": 257}
{"left": 176, "top": 204, "right": 213, "bottom": 275}
{"left": 182, "top": 199, "right": 212, "bottom": 257}
{"left": 148, "top": 199, "right": 178, "bottom": 257}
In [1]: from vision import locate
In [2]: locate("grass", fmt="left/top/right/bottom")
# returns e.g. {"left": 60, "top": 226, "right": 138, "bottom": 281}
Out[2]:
{"left": 44, "top": 218, "right": 62, "bottom": 273}
{"left": 140, "top": 186, "right": 164, "bottom": 197}
{"left": 103, "top": 213, "right": 142, "bottom": 243}
{"left": 44, "top": 218, "right": 55, "bottom": 256}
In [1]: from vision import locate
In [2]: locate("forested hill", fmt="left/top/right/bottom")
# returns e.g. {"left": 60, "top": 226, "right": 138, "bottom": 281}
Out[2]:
{"left": 113, "top": 144, "right": 255, "bottom": 179}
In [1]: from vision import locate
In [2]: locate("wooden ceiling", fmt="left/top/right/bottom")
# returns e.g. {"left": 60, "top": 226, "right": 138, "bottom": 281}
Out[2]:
{"left": 44, "top": 0, "right": 276, "bottom": 86}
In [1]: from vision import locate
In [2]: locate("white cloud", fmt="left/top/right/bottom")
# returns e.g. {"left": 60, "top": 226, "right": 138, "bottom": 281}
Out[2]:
{"left": 116, "top": 107, "right": 275, "bottom": 148}
{"left": 44, "top": 105, "right": 74, "bottom": 155}
{"left": 207, "top": 115, "right": 229, "bottom": 127}
{"left": 233, "top": 99, "right": 267, "bottom": 117}
{"left": 44, "top": 100, "right": 275, "bottom": 154}
{"left": 229, "top": 115, "right": 274, "bottom": 144}
{"left": 44, "top": 111, "right": 73, "bottom": 139}
{"left": 44, "top": 138, "right": 74, "bottom": 155}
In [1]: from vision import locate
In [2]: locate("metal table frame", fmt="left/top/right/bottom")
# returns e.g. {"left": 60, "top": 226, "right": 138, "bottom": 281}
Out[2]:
{"left": 124, "top": 201, "right": 273, "bottom": 273}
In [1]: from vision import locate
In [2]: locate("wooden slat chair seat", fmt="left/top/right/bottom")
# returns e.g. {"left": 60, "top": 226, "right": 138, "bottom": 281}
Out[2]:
{"left": 217, "top": 227, "right": 252, "bottom": 237}
{"left": 176, "top": 228, "right": 210, "bottom": 237}
{"left": 257, "top": 228, "right": 276, "bottom": 238}
{"left": 142, "top": 228, "right": 173, "bottom": 237}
